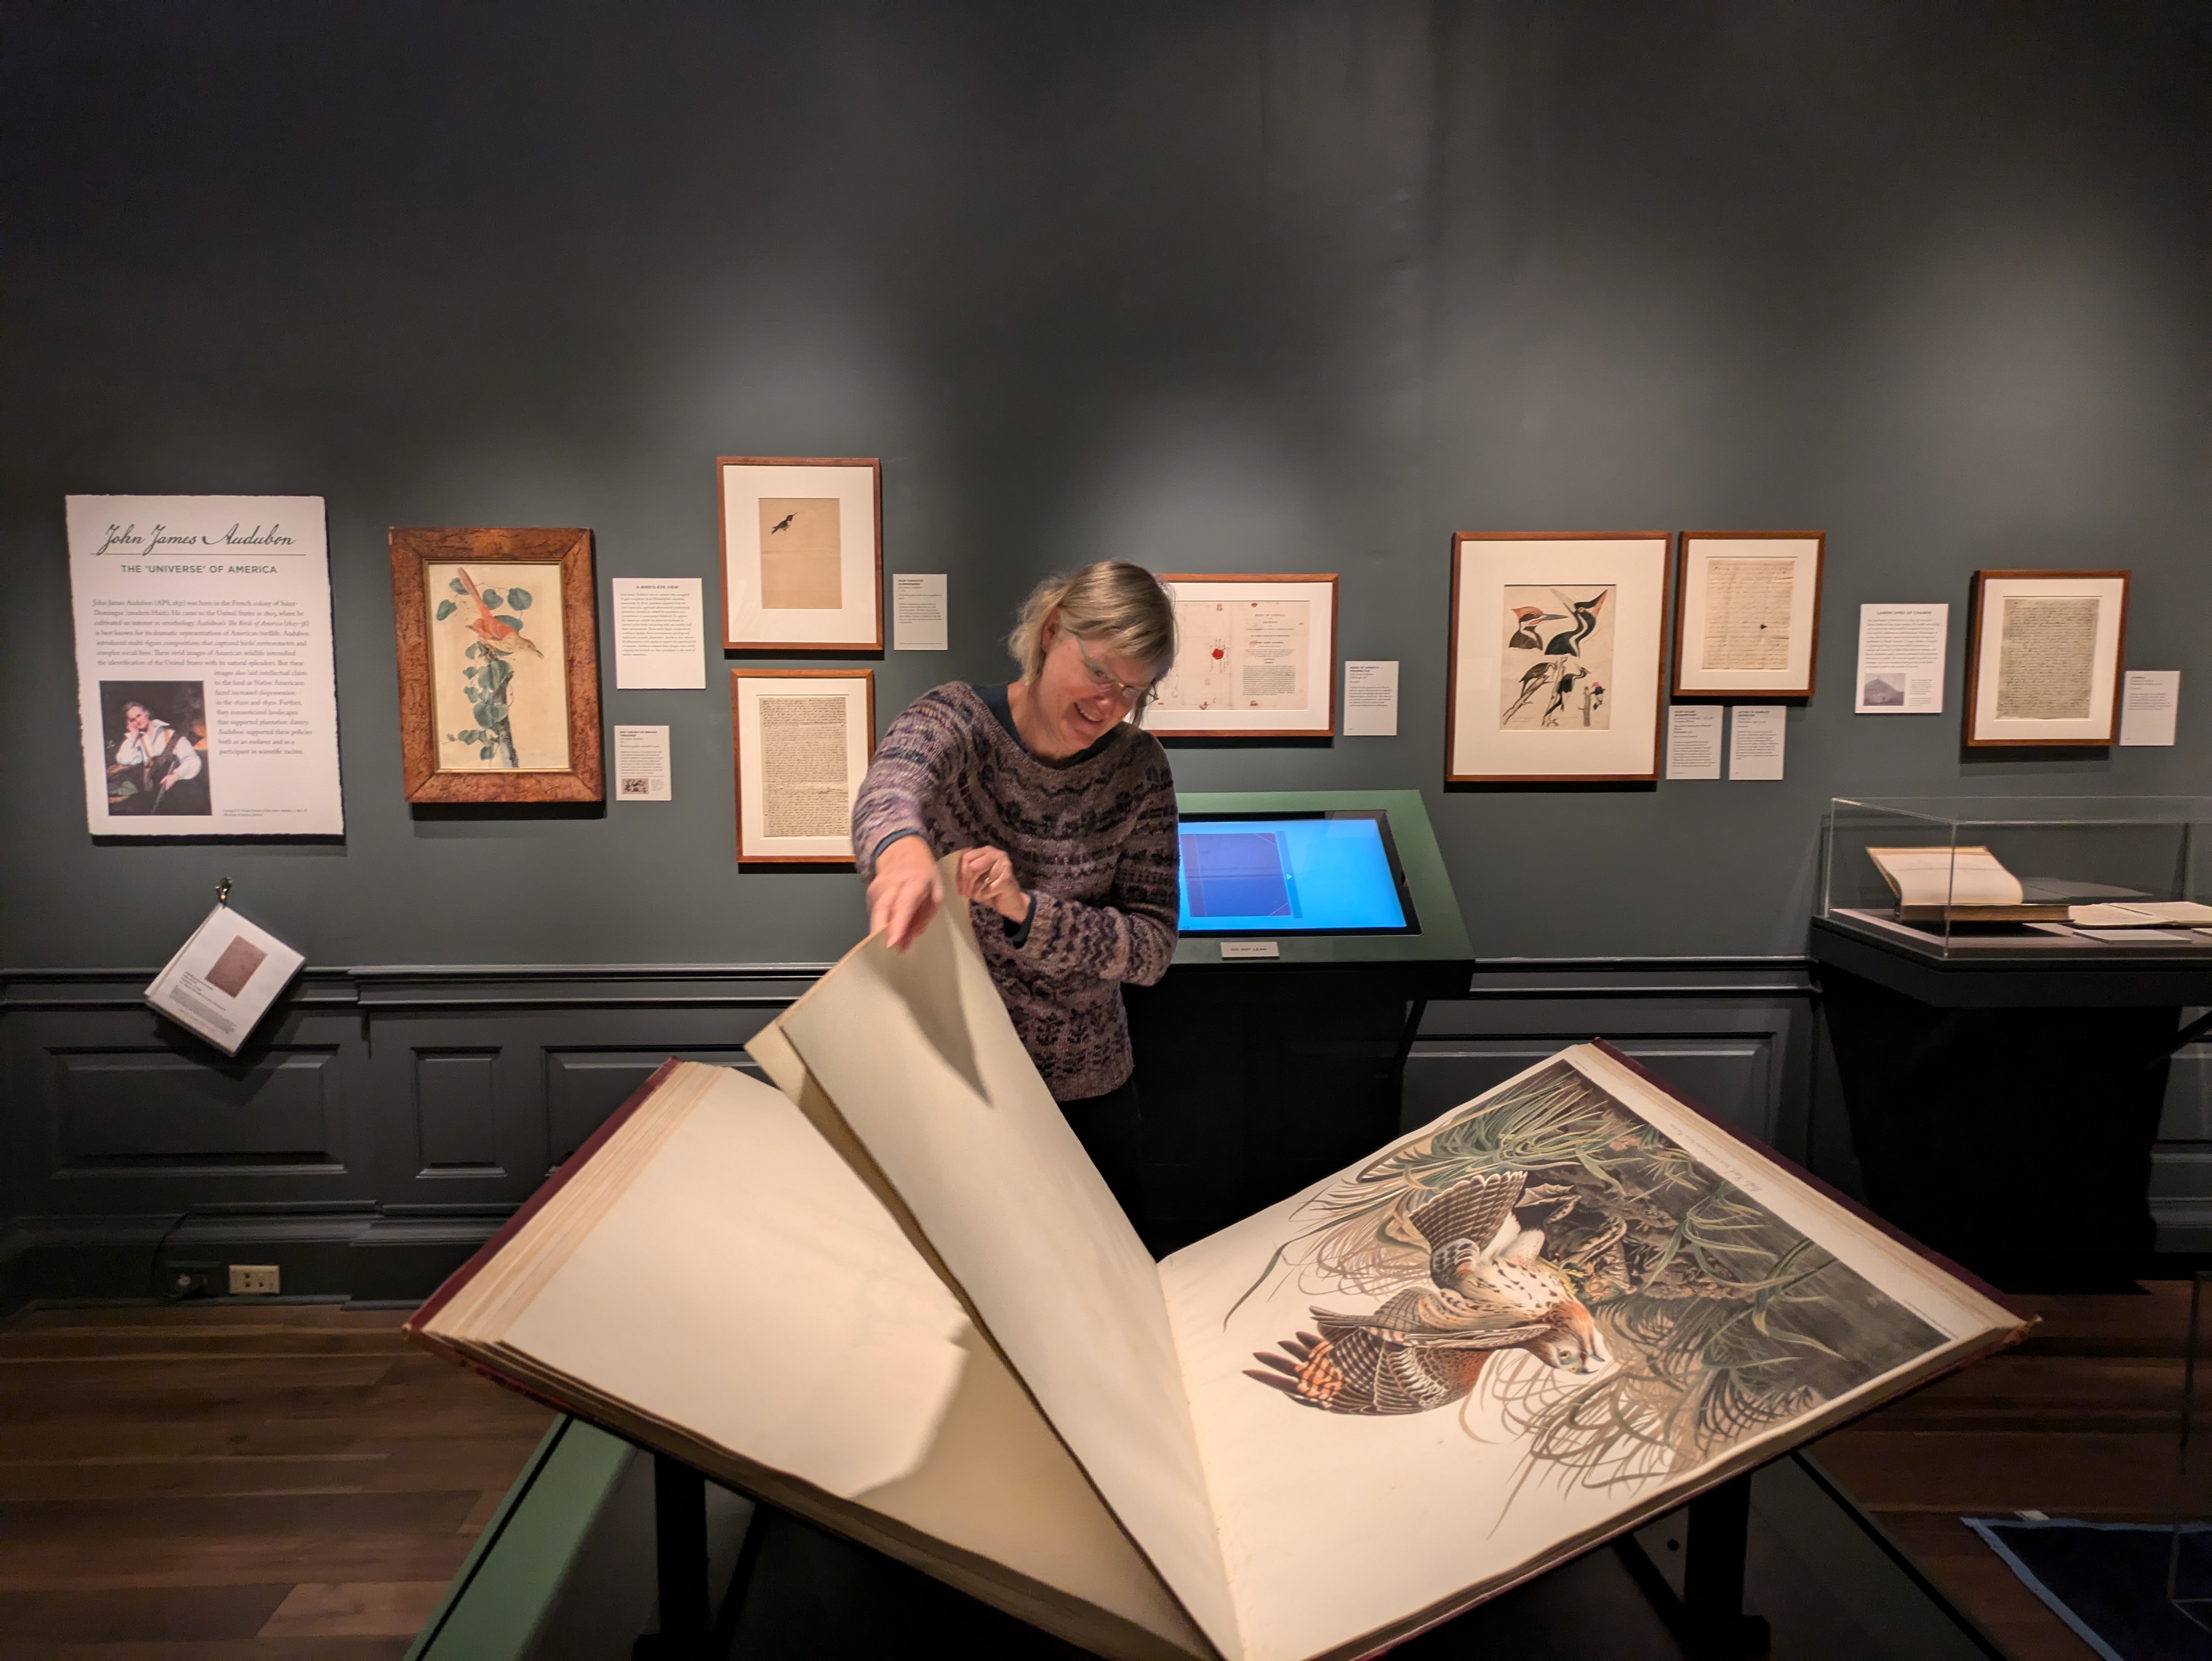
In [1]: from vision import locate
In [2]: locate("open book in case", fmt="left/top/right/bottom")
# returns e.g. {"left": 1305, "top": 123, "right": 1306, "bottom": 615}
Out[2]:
{"left": 408, "top": 861, "right": 2026, "bottom": 1661}
{"left": 1826, "top": 796, "right": 2212, "bottom": 957}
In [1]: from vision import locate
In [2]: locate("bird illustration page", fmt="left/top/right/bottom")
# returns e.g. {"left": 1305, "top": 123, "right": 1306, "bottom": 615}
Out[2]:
{"left": 1158, "top": 1042, "right": 2016, "bottom": 1660}
{"left": 425, "top": 561, "right": 568, "bottom": 770}
{"left": 1497, "top": 584, "right": 1613, "bottom": 730}
{"left": 768, "top": 879, "right": 2024, "bottom": 1661}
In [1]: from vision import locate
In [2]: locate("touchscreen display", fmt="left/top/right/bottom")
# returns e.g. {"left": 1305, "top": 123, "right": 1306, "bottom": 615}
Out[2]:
{"left": 1176, "top": 813, "right": 1414, "bottom": 934}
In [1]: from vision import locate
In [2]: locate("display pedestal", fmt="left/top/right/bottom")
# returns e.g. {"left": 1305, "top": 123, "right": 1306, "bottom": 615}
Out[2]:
{"left": 1811, "top": 915, "right": 2207, "bottom": 1287}
{"left": 1126, "top": 964, "right": 1442, "bottom": 1252}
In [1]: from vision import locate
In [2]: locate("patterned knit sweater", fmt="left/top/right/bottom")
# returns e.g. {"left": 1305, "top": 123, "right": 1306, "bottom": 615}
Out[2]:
{"left": 851, "top": 682, "right": 1179, "bottom": 1100}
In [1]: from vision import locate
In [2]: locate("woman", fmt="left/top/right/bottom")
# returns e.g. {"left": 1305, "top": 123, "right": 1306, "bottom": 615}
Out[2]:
{"left": 852, "top": 560, "right": 1179, "bottom": 1221}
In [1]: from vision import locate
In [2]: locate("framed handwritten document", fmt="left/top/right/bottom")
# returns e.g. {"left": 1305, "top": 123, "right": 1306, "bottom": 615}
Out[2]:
{"left": 1964, "top": 569, "right": 2129, "bottom": 747}
{"left": 389, "top": 527, "right": 603, "bottom": 804}
{"left": 1671, "top": 532, "right": 1824, "bottom": 699}
{"left": 718, "top": 458, "right": 883, "bottom": 651}
{"left": 1146, "top": 575, "right": 1338, "bottom": 737}
{"left": 731, "top": 669, "right": 874, "bottom": 863}
{"left": 1447, "top": 533, "right": 1670, "bottom": 782}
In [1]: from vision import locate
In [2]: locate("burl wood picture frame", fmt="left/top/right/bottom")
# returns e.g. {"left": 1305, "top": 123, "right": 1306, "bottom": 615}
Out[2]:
{"left": 718, "top": 457, "right": 884, "bottom": 652}
{"left": 1962, "top": 569, "right": 2130, "bottom": 747}
{"left": 1446, "top": 532, "right": 1671, "bottom": 783}
{"left": 730, "top": 668, "right": 875, "bottom": 864}
{"left": 1145, "top": 574, "right": 1340, "bottom": 737}
{"left": 389, "top": 527, "right": 603, "bottom": 803}
{"left": 1670, "top": 532, "right": 1825, "bottom": 700}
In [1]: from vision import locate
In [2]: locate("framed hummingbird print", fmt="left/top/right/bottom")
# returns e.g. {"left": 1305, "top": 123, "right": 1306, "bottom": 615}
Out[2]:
{"left": 1445, "top": 533, "right": 1670, "bottom": 783}
{"left": 1670, "top": 531, "right": 1825, "bottom": 699}
{"left": 718, "top": 457, "right": 884, "bottom": 652}
{"left": 1145, "top": 574, "right": 1339, "bottom": 737}
{"left": 389, "top": 526, "right": 604, "bottom": 803}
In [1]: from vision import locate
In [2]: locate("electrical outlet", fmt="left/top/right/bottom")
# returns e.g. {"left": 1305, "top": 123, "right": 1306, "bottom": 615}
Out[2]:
{"left": 228, "top": 1264, "right": 280, "bottom": 1296}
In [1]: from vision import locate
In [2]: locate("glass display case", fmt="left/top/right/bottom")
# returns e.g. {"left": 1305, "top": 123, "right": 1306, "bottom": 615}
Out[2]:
{"left": 1822, "top": 797, "right": 2212, "bottom": 958}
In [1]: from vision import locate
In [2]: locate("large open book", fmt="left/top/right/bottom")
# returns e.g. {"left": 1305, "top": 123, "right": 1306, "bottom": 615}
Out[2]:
{"left": 408, "top": 868, "right": 2027, "bottom": 1661}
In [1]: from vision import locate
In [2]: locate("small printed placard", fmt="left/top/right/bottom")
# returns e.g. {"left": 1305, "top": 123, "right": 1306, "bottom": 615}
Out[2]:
{"left": 1219, "top": 940, "right": 1280, "bottom": 960}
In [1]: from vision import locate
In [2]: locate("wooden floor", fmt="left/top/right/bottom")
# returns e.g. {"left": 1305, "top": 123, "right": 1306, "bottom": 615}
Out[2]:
{"left": 0, "top": 1303, "right": 553, "bottom": 1661}
{"left": 0, "top": 1289, "right": 2200, "bottom": 1658}
{"left": 1815, "top": 1278, "right": 2208, "bottom": 1661}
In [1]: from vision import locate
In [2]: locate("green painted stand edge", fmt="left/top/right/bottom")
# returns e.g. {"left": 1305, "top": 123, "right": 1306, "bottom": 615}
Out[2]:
{"left": 1171, "top": 789, "right": 1473, "bottom": 968}
{"left": 407, "top": 1414, "right": 636, "bottom": 1661}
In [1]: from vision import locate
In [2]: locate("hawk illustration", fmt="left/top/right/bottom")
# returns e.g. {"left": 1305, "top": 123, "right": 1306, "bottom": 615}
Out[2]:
{"left": 1247, "top": 1172, "right": 1612, "bottom": 1415}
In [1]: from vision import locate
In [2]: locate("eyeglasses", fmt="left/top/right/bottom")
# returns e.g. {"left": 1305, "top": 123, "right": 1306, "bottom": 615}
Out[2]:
{"left": 1072, "top": 636, "right": 1155, "bottom": 708}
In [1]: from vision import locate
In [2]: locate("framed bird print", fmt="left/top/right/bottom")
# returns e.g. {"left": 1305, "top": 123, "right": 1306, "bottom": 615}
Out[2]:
{"left": 731, "top": 669, "right": 874, "bottom": 863}
{"left": 1963, "top": 569, "right": 2129, "bottom": 747}
{"left": 1670, "top": 532, "right": 1824, "bottom": 699}
{"left": 1445, "top": 533, "right": 1670, "bottom": 783}
{"left": 718, "top": 457, "right": 884, "bottom": 651}
{"left": 389, "top": 526, "right": 604, "bottom": 803}
{"left": 1146, "top": 574, "right": 1338, "bottom": 737}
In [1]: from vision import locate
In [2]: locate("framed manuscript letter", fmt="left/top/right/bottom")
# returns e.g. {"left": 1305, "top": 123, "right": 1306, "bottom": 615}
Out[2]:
{"left": 731, "top": 669, "right": 874, "bottom": 863}
{"left": 717, "top": 458, "right": 883, "bottom": 651}
{"left": 1963, "top": 569, "right": 2128, "bottom": 746}
{"left": 1446, "top": 533, "right": 1670, "bottom": 783}
{"left": 390, "top": 527, "right": 603, "bottom": 803}
{"left": 1671, "top": 532, "right": 1824, "bottom": 699}
{"left": 1145, "top": 574, "right": 1338, "bottom": 737}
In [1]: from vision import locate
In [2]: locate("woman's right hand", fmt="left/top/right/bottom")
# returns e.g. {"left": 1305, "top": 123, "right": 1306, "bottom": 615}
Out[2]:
{"left": 866, "top": 835, "right": 943, "bottom": 951}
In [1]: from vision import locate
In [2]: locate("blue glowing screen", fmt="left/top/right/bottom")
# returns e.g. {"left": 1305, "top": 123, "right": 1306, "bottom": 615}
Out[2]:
{"left": 1176, "top": 816, "right": 1410, "bottom": 933}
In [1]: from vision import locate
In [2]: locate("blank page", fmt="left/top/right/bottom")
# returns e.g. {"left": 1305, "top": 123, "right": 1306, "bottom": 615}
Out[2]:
{"left": 780, "top": 889, "right": 1242, "bottom": 1659}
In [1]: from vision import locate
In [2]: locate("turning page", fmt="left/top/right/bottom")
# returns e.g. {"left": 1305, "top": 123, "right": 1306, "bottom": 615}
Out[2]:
{"left": 1159, "top": 1044, "right": 2023, "bottom": 1661}
{"left": 412, "top": 1062, "right": 1204, "bottom": 1661}
{"left": 774, "top": 886, "right": 1242, "bottom": 1659}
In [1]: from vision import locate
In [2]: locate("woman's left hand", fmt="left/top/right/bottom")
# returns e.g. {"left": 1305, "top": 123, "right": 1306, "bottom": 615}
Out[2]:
{"left": 956, "top": 846, "right": 1031, "bottom": 922}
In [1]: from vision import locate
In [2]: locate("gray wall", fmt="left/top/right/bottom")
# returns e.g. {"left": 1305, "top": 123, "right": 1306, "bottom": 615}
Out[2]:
{"left": 4, "top": 0, "right": 2205, "bottom": 969}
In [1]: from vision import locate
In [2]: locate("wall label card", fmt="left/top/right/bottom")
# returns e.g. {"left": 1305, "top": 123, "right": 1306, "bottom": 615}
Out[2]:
{"left": 144, "top": 901, "right": 306, "bottom": 1056}
{"left": 1664, "top": 705, "right": 1723, "bottom": 779}
{"left": 1219, "top": 939, "right": 1279, "bottom": 959}
{"left": 893, "top": 573, "right": 949, "bottom": 651}
{"left": 1341, "top": 660, "right": 1398, "bottom": 736}
{"left": 1728, "top": 705, "right": 1786, "bottom": 780}
{"left": 612, "top": 724, "right": 673, "bottom": 800}
{"left": 2119, "top": 671, "right": 2180, "bottom": 747}
{"left": 612, "top": 578, "right": 706, "bottom": 689}
{"left": 66, "top": 495, "right": 344, "bottom": 836}
{"left": 1854, "top": 603, "right": 1947, "bottom": 713}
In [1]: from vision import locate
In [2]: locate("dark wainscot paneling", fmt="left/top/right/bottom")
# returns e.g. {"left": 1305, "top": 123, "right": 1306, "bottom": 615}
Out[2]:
{"left": 0, "top": 966, "right": 818, "bottom": 1311}
{"left": 7, "top": 960, "right": 2206, "bottom": 1310}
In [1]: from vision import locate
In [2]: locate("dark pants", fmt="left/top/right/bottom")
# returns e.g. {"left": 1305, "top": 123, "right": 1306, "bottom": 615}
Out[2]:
{"left": 1059, "top": 1077, "right": 1147, "bottom": 1239}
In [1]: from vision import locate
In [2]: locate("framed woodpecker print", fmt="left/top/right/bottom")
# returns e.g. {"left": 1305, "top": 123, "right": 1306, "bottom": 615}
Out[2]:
{"left": 1445, "top": 533, "right": 1670, "bottom": 783}
{"left": 389, "top": 526, "right": 604, "bottom": 804}
{"left": 731, "top": 668, "right": 874, "bottom": 863}
{"left": 1145, "top": 574, "right": 1338, "bottom": 737}
{"left": 1671, "top": 532, "right": 1825, "bottom": 699}
{"left": 717, "top": 457, "right": 884, "bottom": 652}
{"left": 1963, "top": 569, "right": 2129, "bottom": 747}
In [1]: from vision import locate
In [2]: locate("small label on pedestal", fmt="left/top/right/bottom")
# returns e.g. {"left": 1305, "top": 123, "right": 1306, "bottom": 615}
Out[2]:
{"left": 1220, "top": 941, "right": 1280, "bottom": 960}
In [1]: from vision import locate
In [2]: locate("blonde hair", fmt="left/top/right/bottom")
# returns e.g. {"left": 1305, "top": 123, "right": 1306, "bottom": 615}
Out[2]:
{"left": 1007, "top": 561, "right": 1178, "bottom": 696}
